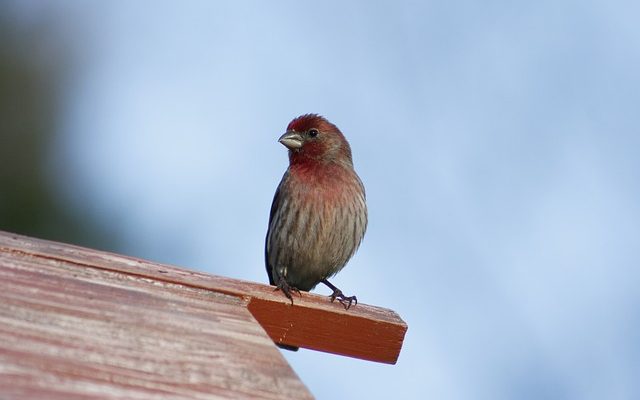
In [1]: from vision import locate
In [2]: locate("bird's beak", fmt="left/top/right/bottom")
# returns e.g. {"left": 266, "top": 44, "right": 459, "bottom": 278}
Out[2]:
{"left": 278, "top": 131, "right": 304, "bottom": 150}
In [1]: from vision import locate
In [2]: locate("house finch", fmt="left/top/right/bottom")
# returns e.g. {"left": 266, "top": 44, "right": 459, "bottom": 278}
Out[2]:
{"left": 265, "top": 114, "right": 367, "bottom": 310}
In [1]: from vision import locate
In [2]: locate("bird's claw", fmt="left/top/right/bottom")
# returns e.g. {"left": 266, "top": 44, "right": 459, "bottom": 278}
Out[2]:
{"left": 320, "top": 279, "right": 357, "bottom": 310}
{"left": 275, "top": 277, "right": 301, "bottom": 305}
{"left": 329, "top": 289, "right": 358, "bottom": 310}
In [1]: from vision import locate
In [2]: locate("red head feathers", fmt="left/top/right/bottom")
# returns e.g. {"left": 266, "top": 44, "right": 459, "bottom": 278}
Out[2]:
{"left": 279, "top": 114, "right": 353, "bottom": 166}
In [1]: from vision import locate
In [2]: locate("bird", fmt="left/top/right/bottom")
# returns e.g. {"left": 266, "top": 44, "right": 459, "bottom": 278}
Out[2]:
{"left": 265, "top": 114, "right": 367, "bottom": 310}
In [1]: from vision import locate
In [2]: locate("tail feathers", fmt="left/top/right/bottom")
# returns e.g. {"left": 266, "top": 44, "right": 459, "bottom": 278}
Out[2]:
{"left": 276, "top": 343, "right": 299, "bottom": 351}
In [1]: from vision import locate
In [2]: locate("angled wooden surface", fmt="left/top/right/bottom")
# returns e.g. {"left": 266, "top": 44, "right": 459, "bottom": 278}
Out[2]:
{"left": 0, "top": 231, "right": 313, "bottom": 400}
{"left": 0, "top": 231, "right": 407, "bottom": 365}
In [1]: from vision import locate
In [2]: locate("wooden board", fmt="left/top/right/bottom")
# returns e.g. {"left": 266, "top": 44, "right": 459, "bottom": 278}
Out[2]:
{"left": 0, "top": 232, "right": 313, "bottom": 399}
{"left": 0, "top": 230, "right": 407, "bottom": 397}
{"left": 0, "top": 232, "right": 407, "bottom": 364}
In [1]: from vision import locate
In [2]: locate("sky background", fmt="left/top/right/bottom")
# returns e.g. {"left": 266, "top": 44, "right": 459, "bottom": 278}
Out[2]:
{"left": 3, "top": 1, "right": 640, "bottom": 399}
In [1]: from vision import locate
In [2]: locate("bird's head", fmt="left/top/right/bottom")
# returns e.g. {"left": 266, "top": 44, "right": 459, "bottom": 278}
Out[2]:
{"left": 279, "top": 114, "right": 353, "bottom": 166}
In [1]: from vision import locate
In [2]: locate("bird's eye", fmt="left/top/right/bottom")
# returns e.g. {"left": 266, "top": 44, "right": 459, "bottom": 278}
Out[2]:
{"left": 308, "top": 129, "right": 319, "bottom": 138}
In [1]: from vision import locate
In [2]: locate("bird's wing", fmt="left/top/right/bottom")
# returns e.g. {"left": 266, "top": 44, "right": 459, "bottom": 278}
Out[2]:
{"left": 264, "top": 176, "right": 285, "bottom": 286}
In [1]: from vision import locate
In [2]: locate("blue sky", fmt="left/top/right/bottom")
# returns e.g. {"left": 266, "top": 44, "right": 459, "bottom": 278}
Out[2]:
{"left": 7, "top": 1, "right": 640, "bottom": 399}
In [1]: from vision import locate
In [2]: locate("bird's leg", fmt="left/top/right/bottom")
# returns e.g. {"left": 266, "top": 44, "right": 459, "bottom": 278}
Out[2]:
{"left": 321, "top": 279, "right": 357, "bottom": 310}
{"left": 274, "top": 275, "right": 301, "bottom": 305}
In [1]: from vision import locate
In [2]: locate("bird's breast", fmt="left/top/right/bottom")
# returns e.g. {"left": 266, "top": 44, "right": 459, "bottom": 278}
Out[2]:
{"left": 271, "top": 167, "right": 366, "bottom": 290}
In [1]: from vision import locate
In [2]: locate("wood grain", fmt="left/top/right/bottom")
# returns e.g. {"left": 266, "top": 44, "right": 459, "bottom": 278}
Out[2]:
{"left": 0, "top": 232, "right": 313, "bottom": 399}
{"left": 0, "top": 231, "right": 407, "bottom": 374}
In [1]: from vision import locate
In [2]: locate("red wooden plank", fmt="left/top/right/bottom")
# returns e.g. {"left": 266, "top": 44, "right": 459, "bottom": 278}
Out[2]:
{"left": 0, "top": 231, "right": 407, "bottom": 364}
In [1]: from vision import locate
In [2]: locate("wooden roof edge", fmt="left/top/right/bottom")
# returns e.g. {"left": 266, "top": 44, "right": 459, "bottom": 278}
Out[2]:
{"left": 0, "top": 230, "right": 408, "bottom": 364}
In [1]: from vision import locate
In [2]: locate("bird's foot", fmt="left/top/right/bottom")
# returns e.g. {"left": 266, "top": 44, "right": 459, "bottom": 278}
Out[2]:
{"left": 330, "top": 290, "right": 358, "bottom": 310}
{"left": 274, "top": 276, "right": 301, "bottom": 305}
{"left": 321, "top": 279, "right": 357, "bottom": 310}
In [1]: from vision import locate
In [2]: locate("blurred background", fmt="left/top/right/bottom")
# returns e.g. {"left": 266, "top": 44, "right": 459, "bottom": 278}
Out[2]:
{"left": 1, "top": 1, "right": 639, "bottom": 399}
